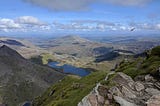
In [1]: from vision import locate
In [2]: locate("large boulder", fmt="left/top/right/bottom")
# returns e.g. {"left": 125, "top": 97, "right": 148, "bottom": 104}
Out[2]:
{"left": 112, "top": 72, "right": 135, "bottom": 89}
{"left": 145, "top": 75, "right": 154, "bottom": 82}
{"left": 145, "top": 88, "right": 160, "bottom": 96}
{"left": 135, "top": 82, "right": 145, "bottom": 91}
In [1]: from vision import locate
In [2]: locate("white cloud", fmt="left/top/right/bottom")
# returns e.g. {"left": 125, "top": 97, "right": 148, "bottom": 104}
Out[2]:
{"left": 129, "top": 22, "right": 160, "bottom": 30}
{"left": 155, "top": 24, "right": 160, "bottom": 30}
{"left": 53, "top": 20, "right": 160, "bottom": 32}
{"left": 53, "top": 20, "right": 120, "bottom": 31}
{"left": 0, "top": 16, "right": 159, "bottom": 33}
{"left": 0, "top": 18, "right": 21, "bottom": 29}
{"left": 23, "top": 0, "right": 153, "bottom": 11}
{"left": 15, "top": 16, "right": 46, "bottom": 25}
{"left": 119, "top": 26, "right": 127, "bottom": 30}
{"left": 24, "top": 0, "right": 91, "bottom": 11}
{"left": 0, "top": 16, "right": 50, "bottom": 32}
{"left": 103, "top": 0, "right": 152, "bottom": 6}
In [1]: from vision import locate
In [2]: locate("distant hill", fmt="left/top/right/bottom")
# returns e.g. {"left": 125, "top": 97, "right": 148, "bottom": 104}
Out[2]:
{"left": 0, "top": 37, "right": 44, "bottom": 58}
{"left": 56, "top": 35, "right": 92, "bottom": 44}
{"left": 42, "top": 35, "right": 113, "bottom": 58}
{"left": 0, "top": 45, "right": 65, "bottom": 106}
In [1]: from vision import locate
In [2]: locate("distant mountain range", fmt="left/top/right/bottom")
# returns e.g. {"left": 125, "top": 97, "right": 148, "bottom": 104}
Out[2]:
{"left": 0, "top": 45, "right": 65, "bottom": 106}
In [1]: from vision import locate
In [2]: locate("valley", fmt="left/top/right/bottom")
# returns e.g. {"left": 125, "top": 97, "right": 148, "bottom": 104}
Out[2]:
{"left": 0, "top": 35, "right": 160, "bottom": 106}
{"left": 1, "top": 0, "right": 160, "bottom": 105}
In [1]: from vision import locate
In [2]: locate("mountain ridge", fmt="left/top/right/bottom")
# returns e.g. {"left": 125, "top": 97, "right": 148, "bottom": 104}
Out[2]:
{"left": 0, "top": 45, "right": 65, "bottom": 106}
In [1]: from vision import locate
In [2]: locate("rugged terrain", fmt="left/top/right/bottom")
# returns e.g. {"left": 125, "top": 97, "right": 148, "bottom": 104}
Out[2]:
{"left": 32, "top": 46, "right": 160, "bottom": 106}
{"left": 30, "top": 35, "right": 133, "bottom": 71}
{"left": 88, "top": 35, "right": 160, "bottom": 54}
{"left": 0, "top": 45, "right": 65, "bottom": 106}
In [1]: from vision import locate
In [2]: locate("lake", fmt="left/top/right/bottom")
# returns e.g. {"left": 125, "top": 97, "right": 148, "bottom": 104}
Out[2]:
{"left": 48, "top": 62, "right": 91, "bottom": 77}
{"left": 23, "top": 102, "right": 31, "bottom": 106}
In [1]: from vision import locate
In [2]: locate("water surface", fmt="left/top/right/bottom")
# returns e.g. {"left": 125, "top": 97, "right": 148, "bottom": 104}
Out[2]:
{"left": 48, "top": 62, "right": 90, "bottom": 77}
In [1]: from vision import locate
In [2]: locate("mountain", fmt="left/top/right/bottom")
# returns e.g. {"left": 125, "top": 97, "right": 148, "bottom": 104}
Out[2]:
{"left": 55, "top": 35, "right": 92, "bottom": 44}
{"left": 0, "top": 45, "right": 65, "bottom": 106}
{"left": 33, "top": 46, "right": 160, "bottom": 106}
{"left": 0, "top": 37, "right": 44, "bottom": 58}
{"left": 39, "top": 35, "right": 113, "bottom": 58}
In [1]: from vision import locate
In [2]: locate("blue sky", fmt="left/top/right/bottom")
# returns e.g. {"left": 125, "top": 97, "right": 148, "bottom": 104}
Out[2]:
{"left": 0, "top": 0, "right": 160, "bottom": 36}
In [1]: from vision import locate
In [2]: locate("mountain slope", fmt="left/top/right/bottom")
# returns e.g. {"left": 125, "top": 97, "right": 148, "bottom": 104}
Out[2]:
{"left": 0, "top": 45, "right": 65, "bottom": 106}
{"left": 32, "top": 46, "right": 160, "bottom": 106}
{"left": 32, "top": 71, "right": 107, "bottom": 106}
{"left": 0, "top": 37, "right": 44, "bottom": 58}
{"left": 43, "top": 35, "right": 113, "bottom": 57}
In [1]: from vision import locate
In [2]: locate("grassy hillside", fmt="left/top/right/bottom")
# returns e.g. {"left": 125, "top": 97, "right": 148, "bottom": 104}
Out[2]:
{"left": 33, "top": 71, "right": 107, "bottom": 106}
{"left": 116, "top": 46, "right": 160, "bottom": 78}
{"left": 32, "top": 46, "right": 160, "bottom": 106}
{"left": 30, "top": 53, "right": 54, "bottom": 65}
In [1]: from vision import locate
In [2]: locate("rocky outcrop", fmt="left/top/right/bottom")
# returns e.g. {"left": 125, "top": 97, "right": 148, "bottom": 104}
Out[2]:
{"left": 147, "top": 94, "right": 160, "bottom": 106}
{"left": 78, "top": 83, "right": 105, "bottom": 106}
{"left": 78, "top": 72, "right": 115, "bottom": 106}
{"left": 78, "top": 72, "right": 160, "bottom": 106}
{"left": 113, "top": 96, "right": 137, "bottom": 106}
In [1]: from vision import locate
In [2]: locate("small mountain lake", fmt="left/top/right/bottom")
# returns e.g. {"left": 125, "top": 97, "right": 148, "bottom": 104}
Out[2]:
{"left": 48, "top": 62, "right": 91, "bottom": 77}
{"left": 23, "top": 102, "right": 31, "bottom": 106}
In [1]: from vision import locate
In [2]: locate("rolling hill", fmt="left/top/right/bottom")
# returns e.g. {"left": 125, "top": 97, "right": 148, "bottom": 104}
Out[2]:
{"left": 39, "top": 35, "right": 113, "bottom": 58}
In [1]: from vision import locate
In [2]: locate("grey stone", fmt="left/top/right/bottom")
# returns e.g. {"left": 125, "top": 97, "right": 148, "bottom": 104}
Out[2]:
{"left": 135, "top": 82, "right": 145, "bottom": 91}
{"left": 145, "top": 88, "right": 160, "bottom": 96}
{"left": 114, "top": 96, "right": 137, "bottom": 106}
{"left": 121, "top": 86, "right": 136, "bottom": 99}
{"left": 145, "top": 75, "right": 153, "bottom": 82}
{"left": 78, "top": 95, "right": 91, "bottom": 106}
{"left": 109, "top": 86, "right": 123, "bottom": 97}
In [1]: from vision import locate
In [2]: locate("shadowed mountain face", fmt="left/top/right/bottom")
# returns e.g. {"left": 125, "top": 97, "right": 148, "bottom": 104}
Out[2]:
{"left": 95, "top": 51, "right": 120, "bottom": 62}
{"left": 0, "top": 37, "right": 44, "bottom": 58}
{"left": 0, "top": 45, "right": 65, "bottom": 106}
{"left": 0, "top": 40, "right": 25, "bottom": 46}
{"left": 0, "top": 45, "right": 24, "bottom": 59}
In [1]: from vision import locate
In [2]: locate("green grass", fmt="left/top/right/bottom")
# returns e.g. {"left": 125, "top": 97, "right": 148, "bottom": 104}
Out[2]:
{"left": 101, "top": 73, "right": 116, "bottom": 88}
{"left": 33, "top": 46, "right": 160, "bottom": 106}
{"left": 116, "top": 46, "right": 160, "bottom": 78}
{"left": 33, "top": 71, "right": 107, "bottom": 106}
{"left": 41, "top": 53, "right": 54, "bottom": 64}
{"left": 151, "top": 46, "right": 160, "bottom": 57}
{"left": 30, "top": 53, "right": 54, "bottom": 65}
